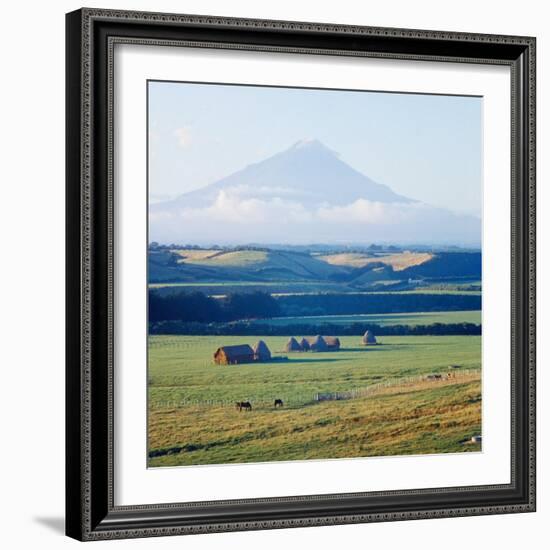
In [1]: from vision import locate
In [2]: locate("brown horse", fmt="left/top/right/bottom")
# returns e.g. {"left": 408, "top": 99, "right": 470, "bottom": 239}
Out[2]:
{"left": 236, "top": 401, "right": 252, "bottom": 411}
{"left": 274, "top": 399, "right": 284, "bottom": 408}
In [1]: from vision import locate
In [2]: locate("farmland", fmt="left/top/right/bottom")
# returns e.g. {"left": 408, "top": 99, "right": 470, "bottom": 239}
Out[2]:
{"left": 147, "top": 246, "right": 483, "bottom": 466}
{"left": 148, "top": 335, "right": 481, "bottom": 466}
{"left": 149, "top": 246, "right": 482, "bottom": 292}
{"left": 150, "top": 282, "right": 481, "bottom": 297}
{"left": 318, "top": 251, "right": 433, "bottom": 270}
{"left": 246, "top": 310, "right": 481, "bottom": 328}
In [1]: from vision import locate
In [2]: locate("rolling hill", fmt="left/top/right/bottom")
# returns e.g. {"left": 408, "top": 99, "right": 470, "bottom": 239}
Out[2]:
{"left": 318, "top": 251, "right": 433, "bottom": 270}
{"left": 149, "top": 248, "right": 349, "bottom": 283}
{"left": 149, "top": 247, "right": 481, "bottom": 287}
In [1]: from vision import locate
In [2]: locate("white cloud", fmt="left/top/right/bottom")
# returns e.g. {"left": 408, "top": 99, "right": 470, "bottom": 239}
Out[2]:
{"left": 169, "top": 191, "right": 425, "bottom": 227}
{"left": 149, "top": 190, "right": 480, "bottom": 246}
{"left": 173, "top": 126, "right": 193, "bottom": 148}
{"left": 173, "top": 190, "right": 312, "bottom": 225}
{"left": 317, "top": 198, "right": 431, "bottom": 225}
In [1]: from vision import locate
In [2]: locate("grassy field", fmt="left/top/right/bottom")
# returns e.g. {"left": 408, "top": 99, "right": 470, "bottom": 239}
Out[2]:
{"left": 246, "top": 310, "right": 481, "bottom": 328}
{"left": 149, "top": 282, "right": 481, "bottom": 297}
{"left": 174, "top": 249, "right": 269, "bottom": 266}
{"left": 148, "top": 335, "right": 482, "bottom": 466}
{"left": 319, "top": 251, "right": 433, "bottom": 270}
{"left": 149, "top": 281, "right": 350, "bottom": 296}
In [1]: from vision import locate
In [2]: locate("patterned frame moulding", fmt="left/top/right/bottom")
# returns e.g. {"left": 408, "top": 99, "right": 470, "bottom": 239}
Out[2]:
{"left": 66, "top": 8, "right": 536, "bottom": 541}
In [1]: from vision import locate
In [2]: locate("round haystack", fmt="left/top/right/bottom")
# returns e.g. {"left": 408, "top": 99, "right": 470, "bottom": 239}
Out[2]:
{"left": 253, "top": 340, "right": 271, "bottom": 361}
{"left": 362, "top": 330, "right": 377, "bottom": 345}
{"left": 324, "top": 336, "right": 341, "bottom": 350}
{"left": 299, "top": 337, "right": 310, "bottom": 351}
{"left": 309, "top": 335, "right": 328, "bottom": 352}
{"left": 285, "top": 337, "right": 302, "bottom": 352}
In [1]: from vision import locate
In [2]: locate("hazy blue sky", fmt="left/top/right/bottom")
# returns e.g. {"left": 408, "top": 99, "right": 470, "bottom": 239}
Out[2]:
{"left": 148, "top": 81, "right": 482, "bottom": 217}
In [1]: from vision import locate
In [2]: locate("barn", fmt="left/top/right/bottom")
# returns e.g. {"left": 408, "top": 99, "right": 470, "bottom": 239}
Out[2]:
{"left": 253, "top": 340, "right": 272, "bottom": 361}
{"left": 307, "top": 335, "right": 328, "bottom": 352}
{"left": 362, "top": 330, "right": 377, "bottom": 345}
{"left": 324, "top": 336, "right": 341, "bottom": 350}
{"left": 213, "top": 344, "right": 255, "bottom": 365}
{"left": 285, "top": 337, "right": 302, "bottom": 352}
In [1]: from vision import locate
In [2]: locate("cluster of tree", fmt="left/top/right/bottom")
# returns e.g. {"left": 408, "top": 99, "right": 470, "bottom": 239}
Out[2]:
{"left": 277, "top": 292, "right": 481, "bottom": 317}
{"left": 148, "top": 290, "right": 280, "bottom": 323}
{"left": 149, "top": 289, "right": 481, "bottom": 324}
{"left": 403, "top": 252, "right": 481, "bottom": 279}
{"left": 149, "top": 321, "right": 481, "bottom": 336}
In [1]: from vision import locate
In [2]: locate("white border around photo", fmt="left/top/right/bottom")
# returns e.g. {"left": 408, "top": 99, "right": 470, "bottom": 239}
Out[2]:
{"left": 114, "top": 44, "right": 511, "bottom": 506}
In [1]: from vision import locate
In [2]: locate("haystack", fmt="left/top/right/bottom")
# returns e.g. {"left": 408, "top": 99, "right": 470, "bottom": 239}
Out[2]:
{"left": 324, "top": 336, "right": 341, "bottom": 350}
{"left": 308, "top": 335, "right": 328, "bottom": 352}
{"left": 253, "top": 340, "right": 271, "bottom": 361}
{"left": 299, "top": 337, "right": 310, "bottom": 351}
{"left": 285, "top": 337, "right": 302, "bottom": 352}
{"left": 362, "top": 330, "right": 377, "bottom": 345}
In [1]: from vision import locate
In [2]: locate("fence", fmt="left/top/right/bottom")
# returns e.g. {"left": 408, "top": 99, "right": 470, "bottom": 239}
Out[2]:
{"left": 313, "top": 368, "right": 479, "bottom": 402}
{"left": 150, "top": 369, "right": 479, "bottom": 409}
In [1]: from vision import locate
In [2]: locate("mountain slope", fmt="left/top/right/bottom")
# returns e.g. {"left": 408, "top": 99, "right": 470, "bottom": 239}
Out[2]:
{"left": 152, "top": 139, "right": 412, "bottom": 212}
{"left": 149, "top": 139, "right": 481, "bottom": 246}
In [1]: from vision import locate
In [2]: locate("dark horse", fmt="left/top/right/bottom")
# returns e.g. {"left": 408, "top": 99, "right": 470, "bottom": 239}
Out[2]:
{"left": 236, "top": 401, "right": 252, "bottom": 411}
{"left": 274, "top": 399, "right": 284, "bottom": 408}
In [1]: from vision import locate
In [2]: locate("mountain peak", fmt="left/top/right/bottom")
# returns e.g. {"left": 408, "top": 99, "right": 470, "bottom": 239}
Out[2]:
{"left": 288, "top": 138, "right": 337, "bottom": 156}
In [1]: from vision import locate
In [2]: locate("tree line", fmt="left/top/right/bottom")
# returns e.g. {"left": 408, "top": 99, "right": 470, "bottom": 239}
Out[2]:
{"left": 149, "top": 320, "right": 481, "bottom": 336}
{"left": 149, "top": 290, "right": 280, "bottom": 323}
{"left": 149, "top": 289, "right": 481, "bottom": 324}
{"left": 276, "top": 292, "right": 481, "bottom": 317}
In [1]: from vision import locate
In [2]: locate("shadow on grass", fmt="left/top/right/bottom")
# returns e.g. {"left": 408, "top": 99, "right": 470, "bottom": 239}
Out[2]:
{"left": 284, "top": 357, "right": 344, "bottom": 364}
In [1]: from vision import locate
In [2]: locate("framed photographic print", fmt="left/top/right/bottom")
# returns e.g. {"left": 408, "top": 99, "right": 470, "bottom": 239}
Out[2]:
{"left": 66, "top": 8, "right": 536, "bottom": 541}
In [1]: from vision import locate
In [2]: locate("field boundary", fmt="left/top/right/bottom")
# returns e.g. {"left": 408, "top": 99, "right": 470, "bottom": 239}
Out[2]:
{"left": 150, "top": 368, "right": 479, "bottom": 409}
{"left": 313, "top": 369, "right": 478, "bottom": 402}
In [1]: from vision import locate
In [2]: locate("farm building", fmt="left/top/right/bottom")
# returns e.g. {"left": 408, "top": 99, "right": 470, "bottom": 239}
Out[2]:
{"left": 299, "top": 337, "right": 310, "bottom": 351}
{"left": 324, "top": 337, "right": 341, "bottom": 350}
{"left": 253, "top": 340, "right": 271, "bottom": 361}
{"left": 307, "top": 335, "right": 328, "bottom": 352}
{"left": 362, "top": 330, "right": 377, "bottom": 345}
{"left": 213, "top": 344, "right": 255, "bottom": 365}
{"left": 285, "top": 337, "right": 302, "bottom": 352}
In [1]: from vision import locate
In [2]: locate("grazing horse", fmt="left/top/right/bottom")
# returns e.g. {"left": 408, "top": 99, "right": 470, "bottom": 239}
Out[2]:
{"left": 274, "top": 399, "right": 284, "bottom": 408}
{"left": 236, "top": 401, "right": 252, "bottom": 412}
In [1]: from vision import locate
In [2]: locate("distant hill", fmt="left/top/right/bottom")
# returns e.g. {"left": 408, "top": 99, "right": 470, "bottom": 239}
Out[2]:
{"left": 319, "top": 251, "right": 433, "bottom": 270}
{"left": 148, "top": 247, "right": 481, "bottom": 286}
{"left": 399, "top": 252, "right": 482, "bottom": 279}
{"left": 339, "top": 252, "right": 481, "bottom": 286}
{"left": 149, "top": 247, "right": 349, "bottom": 283}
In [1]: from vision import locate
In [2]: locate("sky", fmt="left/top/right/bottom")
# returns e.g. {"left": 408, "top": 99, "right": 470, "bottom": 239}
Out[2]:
{"left": 148, "top": 81, "right": 482, "bottom": 217}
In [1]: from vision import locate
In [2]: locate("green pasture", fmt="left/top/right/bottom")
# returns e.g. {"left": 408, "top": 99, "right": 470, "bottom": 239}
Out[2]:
{"left": 148, "top": 335, "right": 482, "bottom": 466}
{"left": 245, "top": 310, "right": 481, "bottom": 328}
{"left": 149, "top": 281, "right": 481, "bottom": 297}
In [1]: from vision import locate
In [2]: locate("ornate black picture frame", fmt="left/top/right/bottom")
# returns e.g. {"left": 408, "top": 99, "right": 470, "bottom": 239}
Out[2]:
{"left": 66, "top": 8, "right": 536, "bottom": 541}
